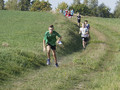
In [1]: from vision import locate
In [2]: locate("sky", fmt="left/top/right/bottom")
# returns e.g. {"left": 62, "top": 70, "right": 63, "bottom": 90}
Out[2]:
{"left": 4, "top": 0, "right": 118, "bottom": 13}
{"left": 48, "top": 0, "right": 118, "bottom": 12}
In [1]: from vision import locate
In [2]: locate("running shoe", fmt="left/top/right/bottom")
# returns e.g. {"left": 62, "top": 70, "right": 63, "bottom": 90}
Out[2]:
{"left": 47, "top": 59, "right": 50, "bottom": 65}
{"left": 55, "top": 63, "right": 59, "bottom": 67}
{"left": 83, "top": 47, "right": 86, "bottom": 50}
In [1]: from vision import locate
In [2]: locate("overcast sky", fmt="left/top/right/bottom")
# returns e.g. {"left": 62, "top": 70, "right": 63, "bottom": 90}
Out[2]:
{"left": 4, "top": 0, "right": 118, "bottom": 12}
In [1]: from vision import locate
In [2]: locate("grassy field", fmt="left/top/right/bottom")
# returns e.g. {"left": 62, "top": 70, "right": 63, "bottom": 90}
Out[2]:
{"left": 80, "top": 17, "right": 120, "bottom": 90}
{"left": 0, "top": 10, "right": 57, "bottom": 83}
{"left": 0, "top": 10, "right": 81, "bottom": 87}
{"left": 0, "top": 10, "right": 120, "bottom": 90}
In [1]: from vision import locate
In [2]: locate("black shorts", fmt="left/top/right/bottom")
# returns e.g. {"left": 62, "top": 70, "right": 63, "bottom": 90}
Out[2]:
{"left": 82, "top": 37, "right": 88, "bottom": 42}
{"left": 47, "top": 43, "right": 56, "bottom": 50}
{"left": 78, "top": 19, "right": 80, "bottom": 23}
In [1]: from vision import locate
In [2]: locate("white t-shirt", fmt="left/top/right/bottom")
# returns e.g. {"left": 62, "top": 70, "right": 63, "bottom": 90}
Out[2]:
{"left": 80, "top": 28, "right": 88, "bottom": 37}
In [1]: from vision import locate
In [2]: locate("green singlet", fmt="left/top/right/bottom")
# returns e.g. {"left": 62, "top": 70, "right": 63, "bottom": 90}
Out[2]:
{"left": 44, "top": 31, "right": 61, "bottom": 46}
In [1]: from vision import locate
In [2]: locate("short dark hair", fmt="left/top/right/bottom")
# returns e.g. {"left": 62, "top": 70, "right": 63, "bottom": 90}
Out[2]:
{"left": 49, "top": 25, "right": 54, "bottom": 28}
{"left": 85, "top": 20, "right": 88, "bottom": 22}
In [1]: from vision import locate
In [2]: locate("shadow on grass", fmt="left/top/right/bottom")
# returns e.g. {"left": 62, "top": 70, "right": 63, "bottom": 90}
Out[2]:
{"left": 0, "top": 50, "right": 46, "bottom": 84}
{"left": 57, "top": 22, "right": 83, "bottom": 56}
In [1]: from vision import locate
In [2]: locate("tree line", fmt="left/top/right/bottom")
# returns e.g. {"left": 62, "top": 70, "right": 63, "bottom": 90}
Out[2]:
{"left": 0, "top": 0, "right": 120, "bottom": 18}
{"left": 0, "top": 0, "right": 52, "bottom": 11}
{"left": 58, "top": 0, "right": 120, "bottom": 18}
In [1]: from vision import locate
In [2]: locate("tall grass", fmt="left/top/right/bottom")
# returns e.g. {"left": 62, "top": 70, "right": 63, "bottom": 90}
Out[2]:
{"left": 0, "top": 10, "right": 82, "bottom": 85}
{"left": 0, "top": 13, "right": 105, "bottom": 89}
{"left": 1, "top": 11, "right": 120, "bottom": 90}
{"left": 0, "top": 10, "right": 56, "bottom": 83}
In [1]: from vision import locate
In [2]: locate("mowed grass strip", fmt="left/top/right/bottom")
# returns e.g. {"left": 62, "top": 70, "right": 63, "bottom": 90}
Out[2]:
{"left": 79, "top": 17, "right": 120, "bottom": 90}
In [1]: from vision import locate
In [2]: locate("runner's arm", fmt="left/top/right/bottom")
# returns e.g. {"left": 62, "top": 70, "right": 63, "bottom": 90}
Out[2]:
{"left": 85, "top": 29, "right": 89, "bottom": 35}
{"left": 43, "top": 39, "right": 46, "bottom": 52}
{"left": 43, "top": 32, "right": 48, "bottom": 52}
{"left": 79, "top": 30, "right": 82, "bottom": 34}
{"left": 56, "top": 32, "right": 62, "bottom": 43}
{"left": 43, "top": 34, "right": 47, "bottom": 52}
{"left": 57, "top": 37, "right": 62, "bottom": 43}
{"left": 85, "top": 31, "right": 88, "bottom": 35}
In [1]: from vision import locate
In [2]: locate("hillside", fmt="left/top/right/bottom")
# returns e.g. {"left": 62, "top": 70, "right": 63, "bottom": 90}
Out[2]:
{"left": 0, "top": 10, "right": 81, "bottom": 86}
{"left": 0, "top": 10, "right": 57, "bottom": 83}
{"left": 0, "top": 11, "right": 120, "bottom": 90}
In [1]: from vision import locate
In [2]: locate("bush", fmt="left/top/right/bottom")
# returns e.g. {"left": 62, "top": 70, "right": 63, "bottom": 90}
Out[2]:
{"left": 57, "top": 2, "right": 68, "bottom": 11}
{"left": 114, "top": 1, "right": 120, "bottom": 18}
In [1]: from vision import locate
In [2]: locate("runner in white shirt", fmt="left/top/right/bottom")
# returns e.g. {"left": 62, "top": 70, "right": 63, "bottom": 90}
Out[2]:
{"left": 79, "top": 23, "right": 88, "bottom": 49}
{"left": 85, "top": 20, "right": 90, "bottom": 39}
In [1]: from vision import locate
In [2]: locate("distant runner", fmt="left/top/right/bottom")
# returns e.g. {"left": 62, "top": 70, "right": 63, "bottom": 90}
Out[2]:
{"left": 79, "top": 23, "right": 88, "bottom": 49}
{"left": 77, "top": 13, "right": 81, "bottom": 27}
{"left": 70, "top": 9, "right": 74, "bottom": 18}
{"left": 43, "top": 25, "right": 62, "bottom": 67}
{"left": 85, "top": 20, "right": 90, "bottom": 39}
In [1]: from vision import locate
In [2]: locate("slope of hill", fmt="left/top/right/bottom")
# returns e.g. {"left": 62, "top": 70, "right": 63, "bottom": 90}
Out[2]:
{"left": 0, "top": 10, "right": 57, "bottom": 83}
{"left": 77, "top": 17, "right": 120, "bottom": 90}
{"left": 0, "top": 10, "right": 81, "bottom": 87}
{"left": 0, "top": 11, "right": 120, "bottom": 90}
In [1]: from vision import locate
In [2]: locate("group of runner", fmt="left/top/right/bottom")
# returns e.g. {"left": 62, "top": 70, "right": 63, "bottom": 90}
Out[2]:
{"left": 79, "top": 20, "right": 90, "bottom": 49}
{"left": 43, "top": 14, "right": 90, "bottom": 67}
{"left": 63, "top": 9, "right": 74, "bottom": 18}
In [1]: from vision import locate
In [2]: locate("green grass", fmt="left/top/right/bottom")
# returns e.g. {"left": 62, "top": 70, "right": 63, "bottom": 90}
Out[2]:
{"left": 0, "top": 10, "right": 84, "bottom": 89}
{"left": 0, "top": 10, "right": 82, "bottom": 86}
{"left": 0, "top": 10, "right": 56, "bottom": 51}
{"left": 80, "top": 17, "right": 120, "bottom": 90}
{"left": 0, "top": 10, "right": 56, "bottom": 83}
{"left": 0, "top": 10, "right": 120, "bottom": 90}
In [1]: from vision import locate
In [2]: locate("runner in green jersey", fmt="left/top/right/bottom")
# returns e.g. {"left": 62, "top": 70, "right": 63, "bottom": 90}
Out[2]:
{"left": 43, "top": 25, "right": 62, "bottom": 67}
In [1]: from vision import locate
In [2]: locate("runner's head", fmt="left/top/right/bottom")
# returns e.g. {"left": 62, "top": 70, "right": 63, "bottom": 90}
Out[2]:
{"left": 85, "top": 20, "right": 88, "bottom": 24}
{"left": 49, "top": 25, "right": 54, "bottom": 34}
{"left": 81, "top": 23, "right": 85, "bottom": 28}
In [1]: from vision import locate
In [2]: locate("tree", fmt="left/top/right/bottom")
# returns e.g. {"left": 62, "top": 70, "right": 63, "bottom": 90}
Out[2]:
{"left": 88, "top": 0, "right": 98, "bottom": 16}
{"left": 30, "top": 0, "right": 52, "bottom": 11}
{"left": 73, "top": 0, "right": 81, "bottom": 5}
{"left": 57, "top": 2, "right": 68, "bottom": 11}
{"left": 69, "top": 4, "right": 91, "bottom": 15}
{"left": 88, "top": 0, "right": 98, "bottom": 9}
{"left": 83, "top": 0, "right": 88, "bottom": 6}
{"left": 114, "top": 0, "right": 120, "bottom": 18}
{"left": 0, "top": 0, "right": 4, "bottom": 10}
{"left": 31, "top": 0, "right": 36, "bottom": 5}
{"left": 97, "top": 3, "right": 111, "bottom": 18}
{"left": 18, "top": 0, "right": 30, "bottom": 11}
{"left": 6, "top": 0, "right": 18, "bottom": 10}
